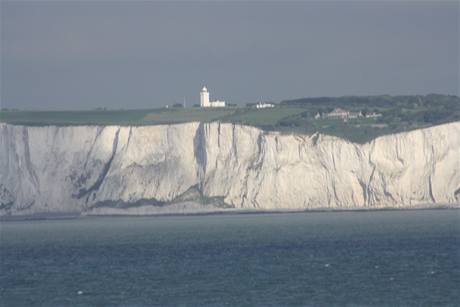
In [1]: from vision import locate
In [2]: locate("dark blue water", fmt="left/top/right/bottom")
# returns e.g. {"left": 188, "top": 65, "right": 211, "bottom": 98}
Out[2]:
{"left": 1, "top": 209, "right": 459, "bottom": 306}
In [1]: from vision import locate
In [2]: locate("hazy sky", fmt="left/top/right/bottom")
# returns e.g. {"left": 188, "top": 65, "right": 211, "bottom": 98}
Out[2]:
{"left": 1, "top": 1, "right": 459, "bottom": 110}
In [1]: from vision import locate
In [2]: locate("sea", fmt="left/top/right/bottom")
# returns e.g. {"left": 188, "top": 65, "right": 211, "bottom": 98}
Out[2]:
{"left": 1, "top": 209, "right": 459, "bottom": 306}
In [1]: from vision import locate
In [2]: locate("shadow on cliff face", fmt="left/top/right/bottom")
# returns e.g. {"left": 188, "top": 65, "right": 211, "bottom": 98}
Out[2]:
{"left": 72, "top": 128, "right": 120, "bottom": 203}
{"left": 455, "top": 188, "right": 460, "bottom": 202}
{"left": 193, "top": 123, "right": 207, "bottom": 192}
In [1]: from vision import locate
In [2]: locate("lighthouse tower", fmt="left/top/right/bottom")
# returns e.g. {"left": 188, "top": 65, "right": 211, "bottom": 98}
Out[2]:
{"left": 200, "top": 86, "right": 210, "bottom": 107}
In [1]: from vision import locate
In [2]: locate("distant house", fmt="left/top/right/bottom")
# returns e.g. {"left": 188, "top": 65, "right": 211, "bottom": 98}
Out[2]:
{"left": 325, "top": 108, "right": 350, "bottom": 119}
{"left": 365, "top": 112, "right": 382, "bottom": 118}
{"left": 320, "top": 108, "right": 363, "bottom": 120}
{"left": 247, "top": 101, "right": 275, "bottom": 109}
{"left": 255, "top": 102, "right": 275, "bottom": 109}
{"left": 348, "top": 112, "right": 362, "bottom": 119}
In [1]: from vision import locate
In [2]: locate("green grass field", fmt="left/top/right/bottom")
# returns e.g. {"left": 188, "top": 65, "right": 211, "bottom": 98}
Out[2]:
{"left": 0, "top": 107, "right": 307, "bottom": 127}
{"left": 0, "top": 110, "right": 148, "bottom": 125}
{"left": 143, "top": 108, "right": 236, "bottom": 124}
{"left": 0, "top": 108, "right": 236, "bottom": 126}
{"left": 1, "top": 94, "right": 459, "bottom": 143}
{"left": 220, "top": 107, "right": 306, "bottom": 126}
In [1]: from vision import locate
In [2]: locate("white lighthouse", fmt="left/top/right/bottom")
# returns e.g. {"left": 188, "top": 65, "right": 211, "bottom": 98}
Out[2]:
{"left": 200, "top": 86, "right": 210, "bottom": 107}
{"left": 200, "top": 86, "right": 226, "bottom": 108}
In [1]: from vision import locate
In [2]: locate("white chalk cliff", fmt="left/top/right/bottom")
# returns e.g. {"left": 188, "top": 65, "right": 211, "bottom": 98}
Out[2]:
{"left": 1, "top": 122, "right": 459, "bottom": 216}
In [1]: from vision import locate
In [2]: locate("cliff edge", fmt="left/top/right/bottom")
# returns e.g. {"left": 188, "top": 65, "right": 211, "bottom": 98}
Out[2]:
{"left": 1, "top": 122, "right": 459, "bottom": 216}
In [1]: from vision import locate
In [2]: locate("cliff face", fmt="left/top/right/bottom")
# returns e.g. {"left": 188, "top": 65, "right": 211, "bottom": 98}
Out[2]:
{"left": 1, "top": 122, "right": 459, "bottom": 216}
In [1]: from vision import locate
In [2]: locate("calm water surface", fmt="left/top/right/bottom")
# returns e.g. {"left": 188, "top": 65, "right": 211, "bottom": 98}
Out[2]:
{"left": 1, "top": 209, "right": 459, "bottom": 306}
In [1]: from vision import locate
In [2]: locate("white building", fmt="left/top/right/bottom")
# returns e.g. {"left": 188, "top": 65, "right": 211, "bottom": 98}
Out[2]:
{"left": 200, "top": 86, "right": 226, "bottom": 108}
{"left": 365, "top": 112, "right": 382, "bottom": 118}
{"left": 320, "top": 108, "right": 364, "bottom": 120}
{"left": 255, "top": 102, "right": 275, "bottom": 109}
{"left": 326, "top": 108, "right": 350, "bottom": 119}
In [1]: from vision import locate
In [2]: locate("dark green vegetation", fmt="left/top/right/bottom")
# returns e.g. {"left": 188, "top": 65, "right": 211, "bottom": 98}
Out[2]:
{"left": 275, "top": 94, "right": 460, "bottom": 142}
{"left": 1, "top": 94, "right": 459, "bottom": 143}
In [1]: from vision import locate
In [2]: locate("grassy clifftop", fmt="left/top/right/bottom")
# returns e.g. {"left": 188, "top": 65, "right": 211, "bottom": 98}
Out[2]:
{"left": 1, "top": 94, "right": 459, "bottom": 143}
